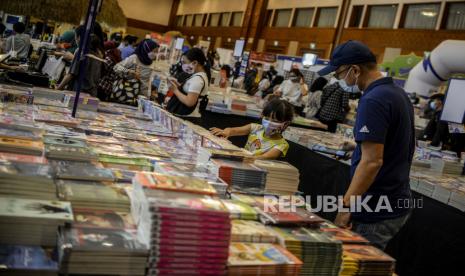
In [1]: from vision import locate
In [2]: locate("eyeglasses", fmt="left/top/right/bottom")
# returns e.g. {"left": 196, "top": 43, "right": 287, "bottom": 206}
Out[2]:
{"left": 333, "top": 66, "right": 351, "bottom": 80}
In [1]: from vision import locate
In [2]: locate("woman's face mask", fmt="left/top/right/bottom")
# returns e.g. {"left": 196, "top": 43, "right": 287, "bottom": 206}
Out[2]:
{"left": 262, "top": 118, "right": 287, "bottom": 137}
{"left": 148, "top": 52, "right": 157, "bottom": 60}
{"left": 290, "top": 75, "right": 300, "bottom": 83}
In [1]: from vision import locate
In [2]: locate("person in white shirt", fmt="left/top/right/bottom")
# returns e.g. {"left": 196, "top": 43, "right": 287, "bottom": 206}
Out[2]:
{"left": 275, "top": 68, "right": 308, "bottom": 115}
{"left": 166, "top": 48, "right": 210, "bottom": 121}
{"left": 4, "top": 22, "right": 31, "bottom": 59}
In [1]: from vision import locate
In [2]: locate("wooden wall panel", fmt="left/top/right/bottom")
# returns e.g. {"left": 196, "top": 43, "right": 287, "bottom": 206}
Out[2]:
{"left": 341, "top": 28, "right": 465, "bottom": 61}
{"left": 127, "top": 18, "right": 169, "bottom": 33}
{"left": 261, "top": 27, "right": 337, "bottom": 58}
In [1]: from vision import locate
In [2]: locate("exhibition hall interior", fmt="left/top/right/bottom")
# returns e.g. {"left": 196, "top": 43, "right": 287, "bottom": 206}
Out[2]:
{"left": 0, "top": 0, "right": 464, "bottom": 275}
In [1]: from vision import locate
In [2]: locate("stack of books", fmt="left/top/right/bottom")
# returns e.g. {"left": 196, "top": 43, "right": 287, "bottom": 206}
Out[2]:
{"left": 33, "top": 110, "right": 80, "bottom": 128}
{"left": 0, "top": 161, "right": 56, "bottom": 200}
{"left": 221, "top": 199, "right": 258, "bottom": 220}
{"left": 56, "top": 180, "right": 130, "bottom": 212}
{"left": 254, "top": 160, "right": 300, "bottom": 195}
{"left": 272, "top": 227, "right": 343, "bottom": 276}
{"left": 212, "top": 159, "right": 267, "bottom": 194}
{"left": 256, "top": 205, "right": 324, "bottom": 226}
{"left": 0, "top": 197, "right": 73, "bottom": 246}
{"left": 442, "top": 159, "right": 464, "bottom": 175}
{"left": 0, "top": 245, "right": 59, "bottom": 276}
{"left": 146, "top": 197, "right": 231, "bottom": 276}
{"left": 55, "top": 162, "right": 115, "bottom": 182}
{"left": 317, "top": 221, "right": 369, "bottom": 244}
{"left": 197, "top": 147, "right": 252, "bottom": 163}
{"left": 340, "top": 244, "right": 395, "bottom": 276}
{"left": 0, "top": 137, "right": 44, "bottom": 156}
{"left": 227, "top": 242, "right": 302, "bottom": 276}
{"left": 231, "top": 220, "right": 279, "bottom": 243}
{"left": 134, "top": 172, "right": 217, "bottom": 197}
{"left": 154, "top": 162, "right": 229, "bottom": 197}
{"left": 58, "top": 227, "right": 147, "bottom": 275}
{"left": 98, "top": 153, "right": 152, "bottom": 171}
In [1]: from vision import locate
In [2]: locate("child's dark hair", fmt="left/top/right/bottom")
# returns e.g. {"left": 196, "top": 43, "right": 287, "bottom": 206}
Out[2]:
{"left": 262, "top": 99, "right": 294, "bottom": 122}
{"left": 183, "top": 48, "right": 212, "bottom": 82}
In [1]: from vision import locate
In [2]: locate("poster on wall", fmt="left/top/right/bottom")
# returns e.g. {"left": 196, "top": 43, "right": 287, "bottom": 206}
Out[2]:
{"left": 175, "top": 38, "right": 184, "bottom": 50}
{"left": 249, "top": 51, "right": 277, "bottom": 63}
{"left": 233, "top": 40, "right": 245, "bottom": 57}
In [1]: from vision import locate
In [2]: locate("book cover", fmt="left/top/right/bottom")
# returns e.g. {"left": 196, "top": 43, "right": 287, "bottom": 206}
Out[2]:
{"left": 0, "top": 245, "right": 58, "bottom": 271}
{"left": 221, "top": 200, "right": 258, "bottom": 220}
{"left": 0, "top": 197, "right": 73, "bottom": 222}
{"left": 64, "top": 227, "right": 147, "bottom": 252}
{"left": 0, "top": 127, "right": 42, "bottom": 141}
{"left": 0, "top": 152, "right": 48, "bottom": 164}
{"left": 56, "top": 164, "right": 114, "bottom": 181}
{"left": 257, "top": 206, "right": 324, "bottom": 226}
{"left": 73, "top": 209, "right": 136, "bottom": 230}
{"left": 135, "top": 173, "right": 217, "bottom": 195}
{"left": 227, "top": 242, "right": 302, "bottom": 266}
{"left": 0, "top": 137, "right": 43, "bottom": 151}
{"left": 43, "top": 136, "right": 87, "bottom": 148}
{"left": 343, "top": 244, "right": 396, "bottom": 262}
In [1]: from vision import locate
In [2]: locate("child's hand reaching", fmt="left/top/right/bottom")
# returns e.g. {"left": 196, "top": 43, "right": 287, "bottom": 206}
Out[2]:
{"left": 210, "top": 127, "right": 231, "bottom": 138}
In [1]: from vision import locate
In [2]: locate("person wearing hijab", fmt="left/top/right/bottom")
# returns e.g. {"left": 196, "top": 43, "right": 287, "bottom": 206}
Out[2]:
{"left": 113, "top": 39, "right": 159, "bottom": 97}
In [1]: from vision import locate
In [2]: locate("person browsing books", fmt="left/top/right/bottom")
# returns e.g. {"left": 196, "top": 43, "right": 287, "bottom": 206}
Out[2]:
{"left": 210, "top": 99, "right": 294, "bottom": 160}
{"left": 165, "top": 48, "right": 211, "bottom": 120}
{"left": 318, "top": 40, "right": 415, "bottom": 250}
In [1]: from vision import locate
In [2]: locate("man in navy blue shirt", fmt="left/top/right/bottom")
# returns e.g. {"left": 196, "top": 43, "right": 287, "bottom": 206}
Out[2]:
{"left": 318, "top": 41, "right": 415, "bottom": 249}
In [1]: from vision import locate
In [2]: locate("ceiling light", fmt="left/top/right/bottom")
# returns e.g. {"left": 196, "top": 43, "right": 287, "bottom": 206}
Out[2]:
{"left": 274, "top": 41, "right": 279, "bottom": 46}
{"left": 421, "top": 11, "right": 437, "bottom": 17}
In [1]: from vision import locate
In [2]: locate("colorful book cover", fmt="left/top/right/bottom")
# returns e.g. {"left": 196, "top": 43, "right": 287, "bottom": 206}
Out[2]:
{"left": 0, "top": 137, "right": 44, "bottom": 151}
{"left": 56, "top": 164, "right": 114, "bottom": 181}
{"left": 73, "top": 209, "right": 136, "bottom": 230}
{"left": 0, "top": 127, "right": 42, "bottom": 141}
{"left": 343, "top": 244, "right": 396, "bottom": 262}
{"left": 57, "top": 180, "right": 129, "bottom": 203}
{"left": 257, "top": 206, "right": 324, "bottom": 225}
{"left": 228, "top": 242, "right": 302, "bottom": 266}
{"left": 43, "top": 136, "right": 87, "bottom": 148}
{"left": 0, "top": 152, "right": 48, "bottom": 164}
{"left": 64, "top": 227, "right": 147, "bottom": 252}
{"left": 221, "top": 200, "right": 258, "bottom": 220}
{"left": 0, "top": 245, "right": 58, "bottom": 271}
{"left": 135, "top": 172, "right": 217, "bottom": 195}
{"left": 0, "top": 197, "right": 73, "bottom": 222}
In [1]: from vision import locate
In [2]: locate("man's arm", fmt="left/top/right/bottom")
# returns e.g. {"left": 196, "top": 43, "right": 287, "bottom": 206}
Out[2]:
{"left": 343, "top": 141, "right": 384, "bottom": 206}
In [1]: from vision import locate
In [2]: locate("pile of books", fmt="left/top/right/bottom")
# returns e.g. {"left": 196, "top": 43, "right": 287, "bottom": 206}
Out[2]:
{"left": 197, "top": 147, "right": 252, "bottom": 163}
{"left": 0, "top": 137, "right": 44, "bottom": 156}
{"left": 256, "top": 205, "right": 324, "bottom": 226}
{"left": 231, "top": 220, "right": 279, "bottom": 243}
{"left": 254, "top": 160, "right": 300, "bottom": 195}
{"left": 0, "top": 161, "right": 56, "bottom": 200}
{"left": 146, "top": 197, "right": 231, "bottom": 276}
{"left": 154, "top": 162, "right": 228, "bottom": 197}
{"left": 340, "top": 244, "right": 395, "bottom": 276}
{"left": 0, "top": 245, "right": 59, "bottom": 276}
{"left": 55, "top": 162, "right": 115, "bottom": 182}
{"left": 58, "top": 227, "right": 147, "bottom": 275}
{"left": 57, "top": 180, "right": 131, "bottom": 212}
{"left": 0, "top": 197, "right": 73, "bottom": 246}
{"left": 227, "top": 242, "right": 302, "bottom": 276}
{"left": 272, "top": 227, "right": 342, "bottom": 276}
{"left": 212, "top": 159, "right": 267, "bottom": 194}
{"left": 221, "top": 199, "right": 258, "bottom": 220}
{"left": 317, "top": 221, "right": 369, "bottom": 244}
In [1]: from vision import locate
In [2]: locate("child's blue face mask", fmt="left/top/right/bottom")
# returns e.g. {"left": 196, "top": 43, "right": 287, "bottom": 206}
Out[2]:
{"left": 262, "top": 118, "right": 287, "bottom": 137}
